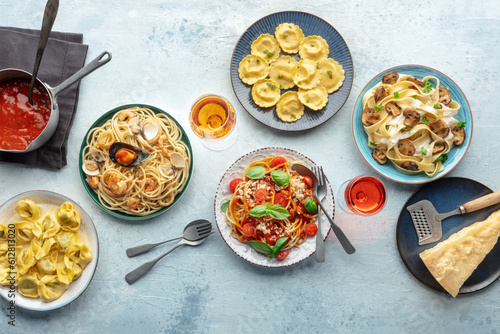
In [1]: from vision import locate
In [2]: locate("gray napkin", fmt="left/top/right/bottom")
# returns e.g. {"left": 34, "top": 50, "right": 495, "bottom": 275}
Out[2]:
{"left": 0, "top": 27, "right": 88, "bottom": 170}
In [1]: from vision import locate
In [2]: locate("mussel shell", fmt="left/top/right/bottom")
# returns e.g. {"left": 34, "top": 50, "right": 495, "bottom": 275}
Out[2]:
{"left": 109, "top": 142, "right": 151, "bottom": 167}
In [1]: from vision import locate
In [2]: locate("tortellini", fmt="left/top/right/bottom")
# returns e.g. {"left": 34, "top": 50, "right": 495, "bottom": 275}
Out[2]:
{"left": 0, "top": 200, "right": 92, "bottom": 302}
{"left": 238, "top": 55, "right": 269, "bottom": 85}
{"left": 251, "top": 79, "right": 281, "bottom": 108}
{"left": 276, "top": 91, "right": 305, "bottom": 122}
{"left": 239, "top": 22, "right": 345, "bottom": 122}
{"left": 251, "top": 34, "right": 280, "bottom": 63}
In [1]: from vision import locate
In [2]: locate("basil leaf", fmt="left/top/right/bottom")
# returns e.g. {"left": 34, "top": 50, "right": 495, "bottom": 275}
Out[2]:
{"left": 221, "top": 201, "right": 229, "bottom": 212}
{"left": 247, "top": 240, "right": 273, "bottom": 255}
{"left": 271, "top": 236, "right": 289, "bottom": 258}
{"left": 245, "top": 165, "right": 266, "bottom": 179}
{"left": 270, "top": 170, "right": 290, "bottom": 186}
{"left": 249, "top": 204, "right": 267, "bottom": 217}
{"left": 304, "top": 197, "right": 318, "bottom": 214}
{"left": 268, "top": 204, "right": 290, "bottom": 220}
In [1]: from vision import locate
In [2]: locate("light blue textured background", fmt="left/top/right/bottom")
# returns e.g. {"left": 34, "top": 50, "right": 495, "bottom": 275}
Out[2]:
{"left": 1, "top": 0, "right": 500, "bottom": 333}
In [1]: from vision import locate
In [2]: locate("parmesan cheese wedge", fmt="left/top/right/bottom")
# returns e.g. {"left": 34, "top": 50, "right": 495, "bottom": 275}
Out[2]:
{"left": 419, "top": 209, "right": 500, "bottom": 297}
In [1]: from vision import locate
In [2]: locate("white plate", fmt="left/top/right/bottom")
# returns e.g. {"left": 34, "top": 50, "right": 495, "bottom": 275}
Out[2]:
{"left": 0, "top": 190, "right": 99, "bottom": 311}
{"left": 214, "top": 147, "right": 334, "bottom": 267}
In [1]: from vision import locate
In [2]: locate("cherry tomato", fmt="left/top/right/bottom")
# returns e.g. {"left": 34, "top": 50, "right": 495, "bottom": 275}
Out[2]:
{"left": 242, "top": 224, "right": 255, "bottom": 238}
{"left": 229, "top": 178, "right": 243, "bottom": 193}
{"left": 303, "top": 176, "right": 313, "bottom": 188}
{"left": 271, "top": 156, "right": 287, "bottom": 168}
{"left": 273, "top": 192, "right": 289, "bottom": 207}
{"left": 275, "top": 249, "right": 290, "bottom": 260}
{"left": 305, "top": 223, "right": 318, "bottom": 236}
{"left": 264, "top": 233, "right": 278, "bottom": 245}
{"left": 254, "top": 188, "right": 268, "bottom": 202}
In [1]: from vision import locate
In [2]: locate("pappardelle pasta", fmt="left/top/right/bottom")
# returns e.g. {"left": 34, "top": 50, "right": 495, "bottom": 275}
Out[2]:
{"left": 0, "top": 200, "right": 92, "bottom": 302}
{"left": 361, "top": 72, "right": 466, "bottom": 177}
{"left": 223, "top": 156, "right": 319, "bottom": 260}
{"left": 82, "top": 106, "right": 191, "bottom": 216}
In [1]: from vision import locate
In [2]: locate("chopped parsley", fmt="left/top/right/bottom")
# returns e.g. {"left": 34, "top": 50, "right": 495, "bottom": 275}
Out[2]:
{"left": 400, "top": 127, "right": 411, "bottom": 132}
{"left": 370, "top": 141, "right": 377, "bottom": 146}
{"left": 265, "top": 50, "right": 274, "bottom": 58}
{"left": 289, "top": 25, "right": 292, "bottom": 28}
{"left": 421, "top": 147, "right": 428, "bottom": 156}
{"left": 278, "top": 74, "right": 283, "bottom": 79}
{"left": 385, "top": 125, "right": 390, "bottom": 130}
{"left": 248, "top": 59, "right": 251, "bottom": 63}
{"left": 412, "top": 94, "right": 418, "bottom": 99}
{"left": 457, "top": 121, "right": 466, "bottom": 129}
{"left": 256, "top": 59, "right": 260, "bottom": 64}
{"left": 291, "top": 113, "right": 296, "bottom": 119}
{"left": 433, "top": 103, "right": 441, "bottom": 109}
{"left": 394, "top": 92, "right": 400, "bottom": 99}
{"left": 311, "top": 44, "right": 315, "bottom": 47}
{"left": 423, "top": 80, "right": 433, "bottom": 93}
{"left": 316, "top": 62, "right": 320, "bottom": 69}
{"left": 374, "top": 105, "right": 384, "bottom": 112}
{"left": 306, "top": 99, "right": 310, "bottom": 103}
{"left": 327, "top": 70, "right": 333, "bottom": 79}
{"left": 298, "top": 58, "right": 303, "bottom": 62}
{"left": 283, "top": 33, "right": 288, "bottom": 38}
{"left": 266, "top": 82, "right": 277, "bottom": 89}
{"left": 437, "top": 154, "right": 448, "bottom": 163}
{"left": 298, "top": 81, "right": 302, "bottom": 85}
{"left": 421, "top": 116, "right": 429, "bottom": 123}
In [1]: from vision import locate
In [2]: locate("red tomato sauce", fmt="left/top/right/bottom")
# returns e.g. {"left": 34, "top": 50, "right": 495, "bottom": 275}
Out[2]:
{"left": 0, "top": 77, "right": 51, "bottom": 151}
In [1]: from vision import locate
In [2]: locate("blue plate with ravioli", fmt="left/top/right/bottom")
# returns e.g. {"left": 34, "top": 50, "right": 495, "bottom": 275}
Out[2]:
{"left": 397, "top": 177, "right": 500, "bottom": 296}
{"left": 231, "top": 11, "right": 353, "bottom": 131}
{"left": 352, "top": 65, "right": 472, "bottom": 184}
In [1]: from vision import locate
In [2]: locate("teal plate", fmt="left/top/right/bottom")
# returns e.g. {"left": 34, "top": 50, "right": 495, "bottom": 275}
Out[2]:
{"left": 352, "top": 65, "right": 472, "bottom": 184}
{"left": 78, "top": 104, "right": 193, "bottom": 220}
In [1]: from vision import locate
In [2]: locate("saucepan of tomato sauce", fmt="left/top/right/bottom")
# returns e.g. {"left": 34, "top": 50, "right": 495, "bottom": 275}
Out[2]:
{"left": 0, "top": 51, "right": 111, "bottom": 152}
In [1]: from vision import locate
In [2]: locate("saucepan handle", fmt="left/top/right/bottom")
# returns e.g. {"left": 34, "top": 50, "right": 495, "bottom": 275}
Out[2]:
{"left": 50, "top": 51, "right": 112, "bottom": 98}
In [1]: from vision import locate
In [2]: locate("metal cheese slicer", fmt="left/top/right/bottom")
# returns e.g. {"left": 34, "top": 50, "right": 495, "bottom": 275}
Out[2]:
{"left": 407, "top": 191, "right": 500, "bottom": 245}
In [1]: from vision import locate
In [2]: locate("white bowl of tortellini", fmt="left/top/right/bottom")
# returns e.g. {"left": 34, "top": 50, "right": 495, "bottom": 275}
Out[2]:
{"left": 0, "top": 190, "right": 98, "bottom": 311}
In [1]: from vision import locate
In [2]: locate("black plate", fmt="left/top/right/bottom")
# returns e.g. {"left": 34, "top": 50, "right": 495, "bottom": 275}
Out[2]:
{"left": 397, "top": 177, "right": 500, "bottom": 296}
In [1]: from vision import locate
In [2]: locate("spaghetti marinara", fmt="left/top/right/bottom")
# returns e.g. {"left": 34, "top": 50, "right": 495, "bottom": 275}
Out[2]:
{"left": 223, "top": 155, "right": 318, "bottom": 260}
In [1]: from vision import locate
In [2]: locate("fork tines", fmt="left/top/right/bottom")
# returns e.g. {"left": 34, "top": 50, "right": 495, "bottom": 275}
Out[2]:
{"left": 313, "top": 165, "right": 325, "bottom": 186}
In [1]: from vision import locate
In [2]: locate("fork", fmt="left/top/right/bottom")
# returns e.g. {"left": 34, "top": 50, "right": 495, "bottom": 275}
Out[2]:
{"left": 313, "top": 166, "right": 356, "bottom": 255}
{"left": 125, "top": 228, "right": 214, "bottom": 284}
{"left": 311, "top": 165, "right": 326, "bottom": 262}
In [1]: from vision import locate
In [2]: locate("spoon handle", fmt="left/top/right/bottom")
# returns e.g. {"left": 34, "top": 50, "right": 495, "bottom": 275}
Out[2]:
{"left": 29, "top": 0, "right": 59, "bottom": 104}
{"left": 125, "top": 240, "right": 185, "bottom": 284}
{"left": 317, "top": 201, "right": 356, "bottom": 254}
{"left": 126, "top": 234, "right": 183, "bottom": 257}
{"left": 315, "top": 202, "right": 325, "bottom": 262}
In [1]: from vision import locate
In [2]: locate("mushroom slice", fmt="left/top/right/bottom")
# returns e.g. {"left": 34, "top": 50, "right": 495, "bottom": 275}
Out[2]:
{"left": 170, "top": 152, "right": 185, "bottom": 169}
{"left": 403, "top": 108, "right": 420, "bottom": 128}
{"left": 451, "top": 125, "right": 466, "bottom": 145}
{"left": 374, "top": 86, "right": 389, "bottom": 103}
{"left": 429, "top": 120, "right": 450, "bottom": 138}
{"left": 432, "top": 142, "right": 446, "bottom": 155}
{"left": 385, "top": 101, "right": 401, "bottom": 116}
{"left": 82, "top": 160, "right": 99, "bottom": 176}
{"left": 397, "top": 139, "right": 416, "bottom": 156}
{"left": 382, "top": 71, "right": 399, "bottom": 85}
{"left": 372, "top": 149, "right": 387, "bottom": 165}
{"left": 401, "top": 161, "right": 419, "bottom": 171}
{"left": 405, "top": 76, "right": 424, "bottom": 88}
{"left": 89, "top": 148, "right": 105, "bottom": 163}
{"left": 361, "top": 108, "right": 380, "bottom": 126}
{"left": 159, "top": 164, "right": 175, "bottom": 179}
{"left": 439, "top": 86, "right": 452, "bottom": 105}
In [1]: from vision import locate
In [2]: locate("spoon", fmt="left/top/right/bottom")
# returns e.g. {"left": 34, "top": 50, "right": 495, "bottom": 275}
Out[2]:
{"left": 28, "top": 0, "right": 59, "bottom": 105}
{"left": 126, "top": 219, "right": 212, "bottom": 257}
{"left": 290, "top": 163, "right": 355, "bottom": 255}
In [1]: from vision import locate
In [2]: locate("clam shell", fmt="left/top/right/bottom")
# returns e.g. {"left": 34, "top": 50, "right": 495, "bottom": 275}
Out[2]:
{"left": 82, "top": 160, "right": 100, "bottom": 176}
{"left": 159, "top": 163, "right": 175, "bottom": 179}
{"left": 89, "top": 147, "right": 105, "bottom": 162}
{"left": 170, "top": 152, "right": 185, "bottom": 169}
{"left": 142, "top": 122, "right": 159, "bottom": 141}
{"left": 128, "top": 117, "right": 143, "bottom": 136}
{"left": 109, "top": 142, "right": 151, "bottom": 167}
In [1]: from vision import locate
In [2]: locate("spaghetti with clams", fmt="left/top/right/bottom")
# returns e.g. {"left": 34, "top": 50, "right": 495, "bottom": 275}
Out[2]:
{"left": 81, "top": 106, "right": 191, "bottom": 216}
